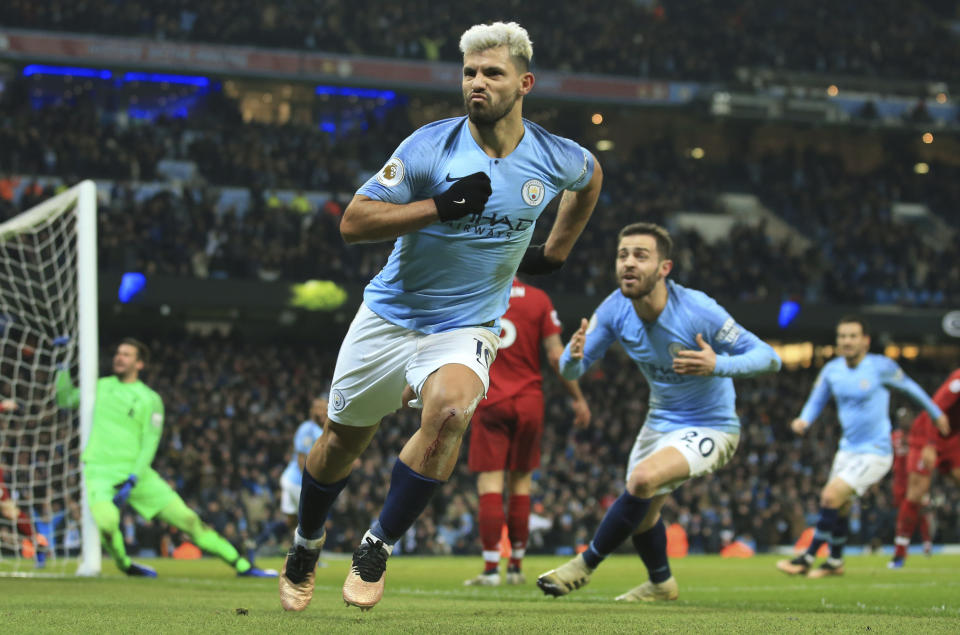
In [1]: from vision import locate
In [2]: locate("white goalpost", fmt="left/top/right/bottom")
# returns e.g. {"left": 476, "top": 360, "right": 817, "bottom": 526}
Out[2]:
{"left": 0, "top": 180, "right": 100, "bottom": 576}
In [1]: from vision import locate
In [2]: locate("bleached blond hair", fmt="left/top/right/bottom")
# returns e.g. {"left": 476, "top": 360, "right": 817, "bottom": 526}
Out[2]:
{"left": 459, "top": 22, "right": 533, "bottom": 69}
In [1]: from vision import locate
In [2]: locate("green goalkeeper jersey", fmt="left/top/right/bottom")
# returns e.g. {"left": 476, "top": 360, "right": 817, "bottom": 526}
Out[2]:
{"left": 56, "top": 371, "right": 165, "bottom": 477}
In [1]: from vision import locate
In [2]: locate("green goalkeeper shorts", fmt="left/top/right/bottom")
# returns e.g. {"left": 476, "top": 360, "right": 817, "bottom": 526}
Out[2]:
{"left": 84, "top": 467, "right": 178, "bottom": 520}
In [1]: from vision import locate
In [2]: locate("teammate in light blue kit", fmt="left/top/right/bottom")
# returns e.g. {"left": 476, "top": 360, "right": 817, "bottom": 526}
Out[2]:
{"left": 279, "top": 21, "right": 603, "bottom": 613}
{"left": 253, "top": 396, "right": 326, "bottom": 558}
{"left": 279, "top": 396, "right": 326, "bottom": 531}
{"left": 777, "top": 316, "right": 946, "bottom": 579}
{"left": 537, "top": 222, "right": 781, "bottom": 602}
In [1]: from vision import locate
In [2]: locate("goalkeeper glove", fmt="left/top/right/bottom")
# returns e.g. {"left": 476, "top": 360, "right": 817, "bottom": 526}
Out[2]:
{"left": 433, "top": 172, "right": 492, "bottom": 221}
{"left": 518, "top": 244, "right": 564, "bottom": 275}
{"left": 112, "top": 474, "right": 138, "bottom": 506}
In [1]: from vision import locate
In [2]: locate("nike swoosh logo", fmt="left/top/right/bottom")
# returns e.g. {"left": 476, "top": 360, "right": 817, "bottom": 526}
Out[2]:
{"left": 445, "top": 173, "right": 467, "bottom": 182}
{"left": 453, "top": 198, "right": 466, "bottom": 204}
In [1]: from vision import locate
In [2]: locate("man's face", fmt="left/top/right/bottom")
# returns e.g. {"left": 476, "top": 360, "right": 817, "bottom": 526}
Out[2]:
{"left": 616, "top": 234, "right": 671, "bottom": 299}
{"left": 462, "top": 46, "right": 528, "bottom": 125}
{"left": 836, "top": 322, "right": 869, "bottom": 359}
{"left": 112, "top": 344, "right": 142, "bottom": 376}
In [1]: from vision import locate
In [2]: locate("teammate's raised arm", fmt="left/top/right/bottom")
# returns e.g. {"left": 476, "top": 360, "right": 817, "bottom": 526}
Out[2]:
{"left": 567, "top": 318, "right": 589, "bottom": 361}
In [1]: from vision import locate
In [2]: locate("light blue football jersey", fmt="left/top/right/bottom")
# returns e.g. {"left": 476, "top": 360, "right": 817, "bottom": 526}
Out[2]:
{"left": 799, "top": 353, "right": 943, "bottom": 456}
{"left": 560, "top": 280, "right": 781, "bottom": 433}
{"left": 281, "top": 420, "right": 323, "bottom": 486}
{"left": 357, "top": 116, "right": 594, "bottom": 334}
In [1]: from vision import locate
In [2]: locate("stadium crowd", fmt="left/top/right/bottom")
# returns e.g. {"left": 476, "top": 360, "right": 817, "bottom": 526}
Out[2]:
{"left": 2, "top": 75, "right": 958, "bottom": 307}
{"left": 3, "top": 0, "right": 958, "bottom": 81}
{"left": 5, "top": 337, "right": 954, "bottom": 561}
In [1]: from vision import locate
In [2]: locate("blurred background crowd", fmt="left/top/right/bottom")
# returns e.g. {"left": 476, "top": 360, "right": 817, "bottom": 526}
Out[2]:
{"left": 4, "top": 0, "right": 959, "bottom": 80}
{"left": 1, "top": 75, "right": 958, "bottom": 306}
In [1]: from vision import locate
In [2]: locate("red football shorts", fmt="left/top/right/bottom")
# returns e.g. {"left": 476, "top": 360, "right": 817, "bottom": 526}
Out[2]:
{"left": 908, "top": 417, "right": 960, "bottom": 476}
{"left": 468, "top": 390, "right": 544, "bottom": 473}
{"left": 933, "top": 432, "right": 960, "bottom": 475}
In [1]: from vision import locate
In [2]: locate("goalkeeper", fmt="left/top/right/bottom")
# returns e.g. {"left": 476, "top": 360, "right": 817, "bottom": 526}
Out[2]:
{"left": 56, "top": 338, "right": 275, "bottom": 578}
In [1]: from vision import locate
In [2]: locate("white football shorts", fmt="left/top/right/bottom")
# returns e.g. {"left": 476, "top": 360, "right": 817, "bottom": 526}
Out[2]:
{"left": 279, "top": 475, "right": 301, "bottom": 516}
{"left": 626, "top": 425, "right": 740, "bottom": 496}
{"left": 828, "top": 450, "right": 893, "bottom": 496}
{"left": 327, "top": 303, "right": 499, "bottom": 427}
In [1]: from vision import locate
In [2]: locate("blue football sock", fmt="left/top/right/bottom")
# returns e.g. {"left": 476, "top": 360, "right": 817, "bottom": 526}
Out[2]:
{"left": 631, "top": 518, "right": 671, "bottom": 583}
{"left": 370, "top": 459, "right": 442, "bottom": 545}
{"left": 582, "top": 491, "right": 651, "bottom": 569}
{"left": 806, "top": 507, "right": 838, "bottom": 557}
{"left": 297, "top": 469, "right": 348, "bottom": 541}
{"left": 830, "top": 515, "right": 849, "bottom": 561}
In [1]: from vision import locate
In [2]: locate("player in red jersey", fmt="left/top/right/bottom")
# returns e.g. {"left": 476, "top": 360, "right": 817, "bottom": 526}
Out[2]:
{"left": 890, "top": 369, "right": 959, "bottom": 568}
{"left": 463, "top": 278, "right": 590, "bottom": 586}
{"left": 0, "top": 397, "right": 47, "bottom": 567}
{"left": 890, "top": 414, "right": 931, "bottom": 554}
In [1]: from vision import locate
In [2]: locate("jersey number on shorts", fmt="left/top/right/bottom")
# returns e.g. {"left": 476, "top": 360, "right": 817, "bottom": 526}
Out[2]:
{"left": 680, "top": 430, "right": 715, "bottom": 458}
{"left": 474, "top": 338, "right": 493, "bottom": 369}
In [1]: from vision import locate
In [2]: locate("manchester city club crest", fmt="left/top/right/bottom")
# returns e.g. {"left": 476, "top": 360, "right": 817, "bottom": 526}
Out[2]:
{"left": 521, "top": 178, "right": 545, "bottom": 206}
{"left": 668, "top": 342, "right": 685, "bottom": 358}
{"left": 332, "top": 389, "right": 347, "bottom": 411}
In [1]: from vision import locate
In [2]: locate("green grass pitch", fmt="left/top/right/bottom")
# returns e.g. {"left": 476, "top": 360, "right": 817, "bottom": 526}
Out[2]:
{"left": 2, "top": 554, "right": 959, "bottom": 633}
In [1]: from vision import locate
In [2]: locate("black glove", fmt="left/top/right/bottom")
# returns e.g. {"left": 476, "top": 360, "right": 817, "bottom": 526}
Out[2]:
{"left": 518, "top": 244, "right": 564, "bottom": 275}
{"left": 433, "top": 172, "right": 492, "bottom": 221}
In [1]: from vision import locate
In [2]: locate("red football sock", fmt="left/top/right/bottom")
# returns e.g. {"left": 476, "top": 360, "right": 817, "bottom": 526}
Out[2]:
{"left": 894, "top": 500, "right": 920, "bottom": 559}
{"left": 918, "top": 511, "right": 930, "bottom": 543}
{"left": 507, "top": 494, "right": 530, "bottom": 569}
{"left": 478, "top": 492, "right": 504, "bottom": 555}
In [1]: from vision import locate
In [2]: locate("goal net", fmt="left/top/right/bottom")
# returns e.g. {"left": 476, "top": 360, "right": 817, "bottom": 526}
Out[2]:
{"left": 0, "top": 180, "right": 99, "bottom": 576}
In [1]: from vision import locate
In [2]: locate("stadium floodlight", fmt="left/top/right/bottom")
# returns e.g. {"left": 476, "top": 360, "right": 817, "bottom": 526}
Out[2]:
{"left": 0, "top": 181, "right": 100, "bottom": 576}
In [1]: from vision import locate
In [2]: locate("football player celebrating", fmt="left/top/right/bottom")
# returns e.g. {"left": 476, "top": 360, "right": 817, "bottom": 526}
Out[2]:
{"left": 777, "top": 318, "right": 945, "bottom": 578}
{"left": 536, "top": 222, "right": 781, "bottom": 602}
{"left": 279, "top": 21, "right": 602, "bottom": 612}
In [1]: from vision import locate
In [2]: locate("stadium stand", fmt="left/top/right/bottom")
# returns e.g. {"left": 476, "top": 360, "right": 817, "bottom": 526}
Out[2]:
{"left": 2, "top": 75, "right": 958, "bottom": 306}
{"left": 3, "top": 0, "right": 959, "bottom": 81}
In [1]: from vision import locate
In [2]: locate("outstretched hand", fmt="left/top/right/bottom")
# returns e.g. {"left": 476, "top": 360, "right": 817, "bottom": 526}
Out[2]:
{"left": 672, "top": 333, "right": 716, "bottom": 376}
{"left": 790, "top": 418, "right": 809, "bottom": 435}
{"left": 568, "top": 318, "right": 589, "bottom": 360}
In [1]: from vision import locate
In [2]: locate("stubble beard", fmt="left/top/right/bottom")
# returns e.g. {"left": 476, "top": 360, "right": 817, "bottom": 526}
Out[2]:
{"left": 465, "top": 91, "right": 518, "bottom": 126}
{"left": 620, "top": 274, "right": 658, "bottom": 299}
